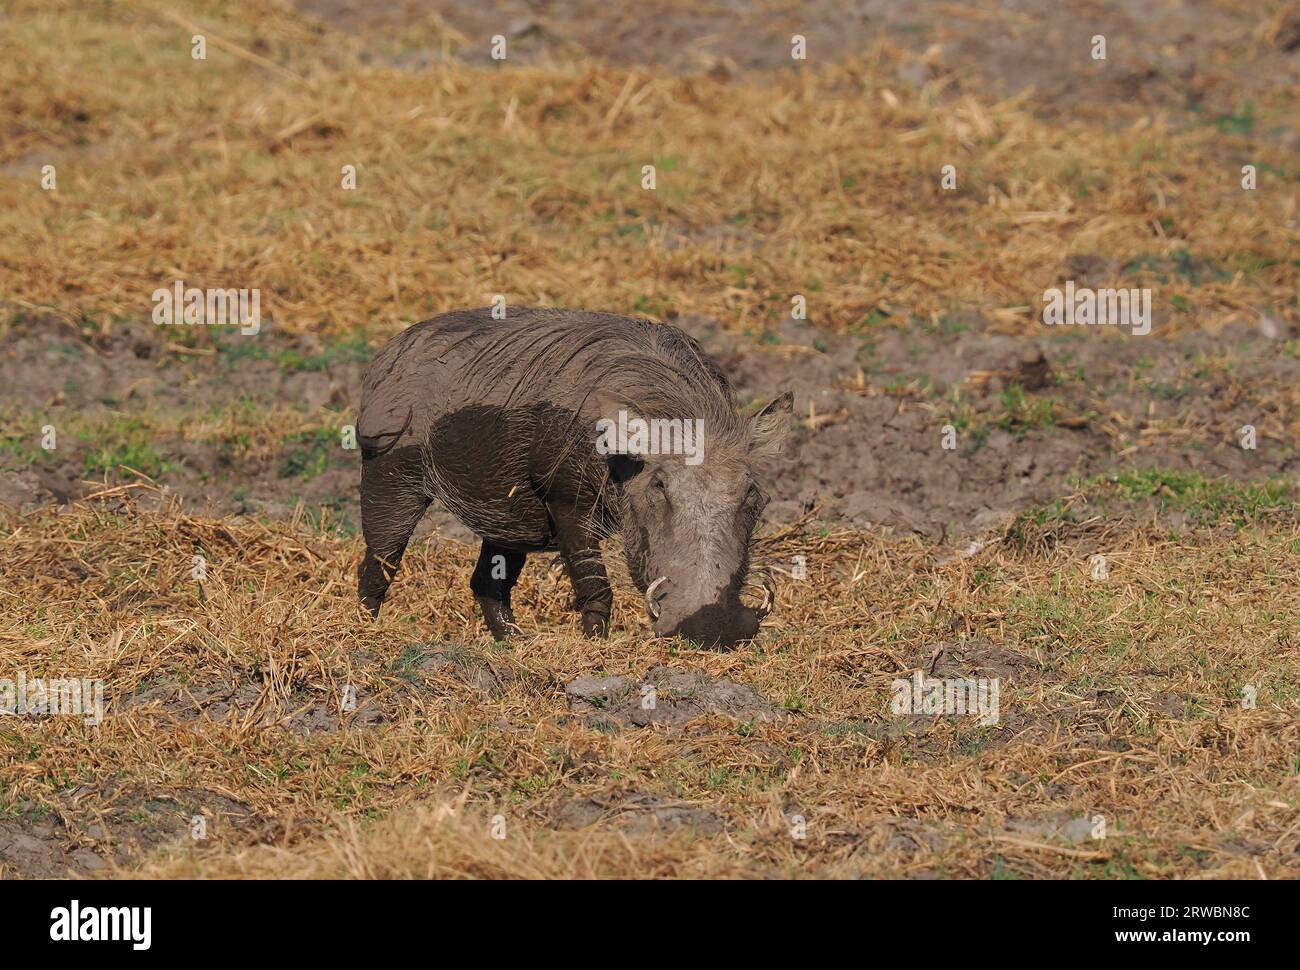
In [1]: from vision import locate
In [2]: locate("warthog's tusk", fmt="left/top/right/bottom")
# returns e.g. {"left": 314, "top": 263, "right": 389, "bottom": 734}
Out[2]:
{"left": 645, "top": 576, "right": 669, "bottom": 620}
{"left": 754, "top": 572, "right": 775, "bottom": 621}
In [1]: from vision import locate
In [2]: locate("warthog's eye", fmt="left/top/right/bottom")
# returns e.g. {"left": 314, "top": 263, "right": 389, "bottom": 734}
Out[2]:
{"left": 650, "top": 471, "right": 668, "bottom": 494}
{"left": 744, "top": 482, "right": 765, "bottom": 512}
{"left": 607, "top": 454, "right": 644, "bottom": 485}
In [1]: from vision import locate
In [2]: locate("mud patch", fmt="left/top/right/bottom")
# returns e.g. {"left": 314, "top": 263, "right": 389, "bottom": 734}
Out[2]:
{"left": 925, "top": 638, "right": 1052, "bottom": 685}
{"left": 124, "top": 677, "right": 385, "bottom": 734}
{"left": 565, "top": 665, "right": 782, "bottom": 731}
{"left": 0, "top": 785, "right": 255, "bottom": 879}
{"left": 4, "top": 307, "right": 1296, "bottom": 542}
{"left": 89, "top": 640, "right": 554, "bottom": 740}
{"left": 819, "top": 637, "right": 1075, "bottom": 758}
{"left": 1000, "top": 810, "right": 1102, "bottom": 847}
{"left": 390, "top": 642, "right": 548, "bottom": 699}
{"left": 550, "top": 788, "right": 724, "bottom": 836}
{"left": 684, "top": 313, "right": 1299, "bottom": 538}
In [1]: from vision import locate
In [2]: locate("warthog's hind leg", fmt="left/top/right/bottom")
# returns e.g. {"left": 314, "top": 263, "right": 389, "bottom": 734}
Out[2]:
{"left": 357, "top": 450, "right": 429, "bottom": 618}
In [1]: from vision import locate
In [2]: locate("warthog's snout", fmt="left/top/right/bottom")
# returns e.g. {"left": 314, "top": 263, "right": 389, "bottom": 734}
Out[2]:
{"left": 646, "top": 575, "right": 773, "bottom": 647}
{"left": 654, "top": 604, "right": 761, "bottom": 647}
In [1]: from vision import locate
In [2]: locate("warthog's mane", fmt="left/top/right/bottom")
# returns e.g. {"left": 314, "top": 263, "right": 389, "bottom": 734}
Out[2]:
{"left": 440, "top": 307, "right": 749, "bottom": 449}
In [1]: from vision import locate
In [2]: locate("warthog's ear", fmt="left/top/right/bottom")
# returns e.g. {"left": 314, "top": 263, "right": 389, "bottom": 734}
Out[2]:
{"left": 748, "top": 391, "right": 794, "bottom": 459}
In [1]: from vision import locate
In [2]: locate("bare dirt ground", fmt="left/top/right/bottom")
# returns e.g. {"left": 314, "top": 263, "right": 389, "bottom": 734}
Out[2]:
{"left": 0, "top": 0, "right": 1296, "bottom": 878}
{"left": 2, "top": 306, "right": 1296, "bottom": 541}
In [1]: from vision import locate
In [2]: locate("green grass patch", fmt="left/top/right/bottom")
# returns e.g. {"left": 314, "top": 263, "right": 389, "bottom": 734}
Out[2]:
{"left": 278, "top": 427, "right": 343, "bottom": 479}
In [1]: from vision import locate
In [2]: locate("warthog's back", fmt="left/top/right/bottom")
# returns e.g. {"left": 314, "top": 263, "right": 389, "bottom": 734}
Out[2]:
{"left": 357, "top": 306, "right": 735, "bottom": 454}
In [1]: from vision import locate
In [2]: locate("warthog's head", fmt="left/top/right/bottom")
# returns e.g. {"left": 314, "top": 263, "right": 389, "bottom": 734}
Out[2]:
{"left": 603, "top": 392, "right": 793, "bottom": 647}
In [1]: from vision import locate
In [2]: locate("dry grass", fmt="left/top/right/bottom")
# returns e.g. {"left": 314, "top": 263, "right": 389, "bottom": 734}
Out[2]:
{"left": 1, "top": 484, "right": 1297, "bottom": 878}
{"left": 1, "top": 0, "right": 1295, "bottom": 344}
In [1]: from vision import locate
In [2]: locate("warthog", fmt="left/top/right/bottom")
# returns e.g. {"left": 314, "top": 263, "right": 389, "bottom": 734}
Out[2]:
{"left": 355, "top": 307, "right": 791, "bottom": 647}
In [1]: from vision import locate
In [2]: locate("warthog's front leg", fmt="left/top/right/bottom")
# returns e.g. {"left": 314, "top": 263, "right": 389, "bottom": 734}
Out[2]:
{"left": 471, "top": 541, "right": 527, "bottom": 641}
{"left": 553, "top": 518, "right": 611, "bottom": 638}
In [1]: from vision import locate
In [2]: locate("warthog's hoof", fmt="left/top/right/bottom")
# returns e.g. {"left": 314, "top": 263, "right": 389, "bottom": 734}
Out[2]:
{"left": 580, "top": 610, "right": 610, "bottom": 639}
{"left": 478, "top": 597, "right": 521, "bottom": 642}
